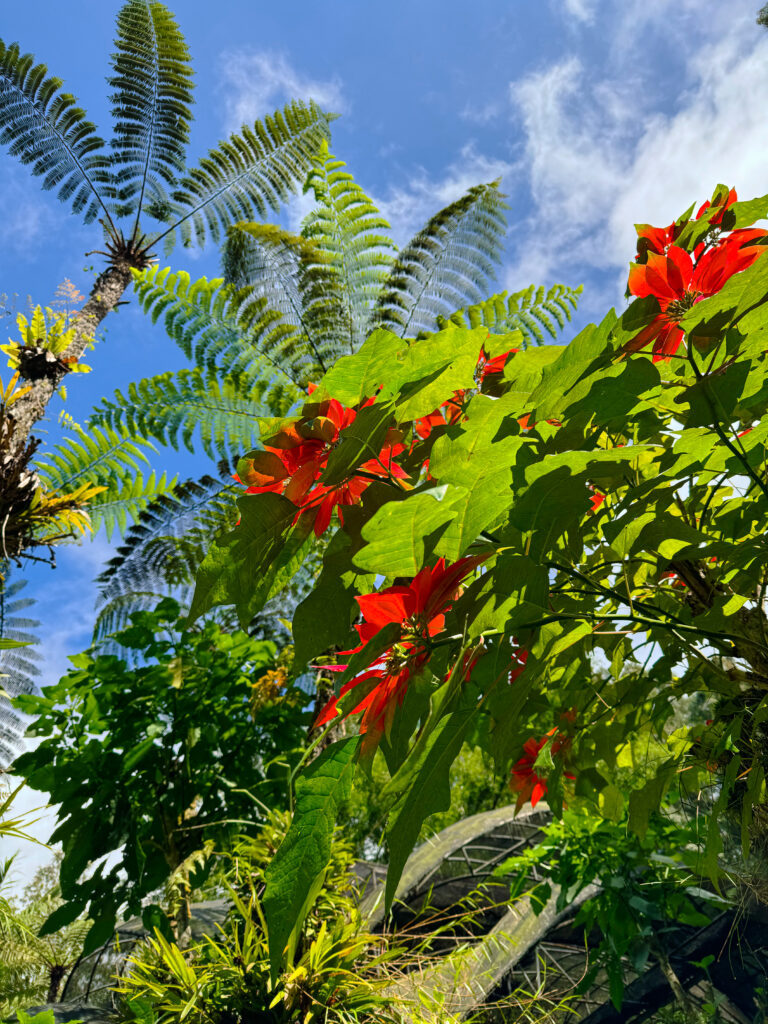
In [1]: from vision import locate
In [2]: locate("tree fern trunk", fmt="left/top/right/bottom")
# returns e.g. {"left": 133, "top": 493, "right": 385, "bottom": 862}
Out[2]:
{"left": 9, "top": 261, "right": 134, "bottom": 451}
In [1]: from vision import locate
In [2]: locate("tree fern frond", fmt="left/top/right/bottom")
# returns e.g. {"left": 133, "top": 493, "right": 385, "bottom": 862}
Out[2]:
{"left": 36, "top": 422, "right": 155, "bottom": 492}
{"left": 109, "top": 0, "right": 194, "bottom": 223}
{"left": 36, "top": 423, "right": 169, "bottom": 541}
{"left": 132, "top": 265, "right": 306, "bottom": 395}
{"left": 92, "top": 588, "right": 182, "bottom": 651}
{"left": 0, "top": 40, "right": 112, "bottom": 225}
{"left": 87, "top": 470, "right": 176, "bottom": 541}
{"left": 89, "top": 367, "right": 273, "bottom": 462}
{"left": 438, "top": 282, "right": 583, "bottom": 347}
{"left": 223, "top": 222, "right": 340, "bottom": 379}
{"left": 301, "top": 141, "right": 395, "bottom": 354}
{"left": 376, "top": 181, "right": 508, "bottom": 337}
{"left": 0, "top": 577, "right": 41, "bottom": 767}
{"left": 149, "top": 100, "right": 332, "bottom": 253}
{"left": 95, "top": 475, "right": 238, "bottom": 637}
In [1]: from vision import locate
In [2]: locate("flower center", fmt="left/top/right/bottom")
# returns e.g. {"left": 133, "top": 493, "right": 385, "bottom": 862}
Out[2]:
{"left": 665, "top": 290, "right": 701, "bottom": 322}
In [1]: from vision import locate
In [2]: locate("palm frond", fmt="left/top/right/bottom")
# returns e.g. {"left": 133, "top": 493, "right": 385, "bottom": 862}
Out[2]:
{"left": 109, "top": 0, "right": 194, "bottom": 223}
{"left": 89, "top": 367, "right": 272, "bottom": 463}
{"left": 439, "top": 283, "right": 583, "bottom": 347}
{"left": 300, "top": 141, "right": 395, "bottom": 354}
{"left": 376, "top": 181, "right": 508, "bottom": 337}
{"left": 0, "top": 578, "right": 41, "bottom": 767}
{"left": 149, "top": 99, "right": 332, "bottom": 253}
{"left": 0, "top": 40, "right": 112, "bottom": 225}
{"left": 94, "top": 474, "right": 239, "bottom": 640}
{"left": 35, "top": 423, "right": 173, "bottom": 540}
{"left": 133, "top": 265, "right": 306, "bottom": 395}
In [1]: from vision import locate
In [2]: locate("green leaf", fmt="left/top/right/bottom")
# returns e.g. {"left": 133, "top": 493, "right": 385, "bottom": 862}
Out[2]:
{"left": 188, "top": 493, "right": 309, "bottom": 625}
{"left": 320, "top": 328, "right": 408, "bottom": 405}
{"left": 293, "top": 573, "right": 356, "bottom": 667}
{"left": 527, "top": 312, "right": 616, "bottom": 420}
{"left": 677, "top": 361, "right": 750, "bottom": 427}
{"left": 354, "top": 487, "right": 459, "bottom": 575}
{"left": 264, "top": 736, "right": 360, "bottom": 978}
{"left": 320, "top": 399, "right": 396, "bottom": 486}
{"left": 38, "top": 899, "right": 86, "bottom": 937}
{"left": 628, "top": 772, "right": 670, "bottom": 838}
{"left": 384, "top": 710, "right": 475, "bottom": 910}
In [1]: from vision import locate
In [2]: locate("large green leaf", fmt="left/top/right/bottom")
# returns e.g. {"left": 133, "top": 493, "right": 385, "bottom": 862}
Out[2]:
{"left": 384, "top": 710, "right": 476, "bottom": 910}
{"left": 320, "top": 399, "right": 397, "bottom": 486}
{"left": 188, "top": 493, "right": 311, "bottom": 624}
{"left": 264, "top": 736, "right": 360, "bottom": 977}
{"left": 354, "top": 487, "right": 460, "bottom": 575}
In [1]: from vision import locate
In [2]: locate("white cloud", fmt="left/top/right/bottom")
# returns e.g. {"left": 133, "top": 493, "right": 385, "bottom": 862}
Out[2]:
{"left": 219, "top": 50, "right": 346, "bottom": 133}
{"left": 561, "top": 0, "right": 597, "bottom": 24}
{"left": 0, "top": 166, "right": 62, "bottom": 257}
{"left": 506, "top": 14, "right": 768, "bottom": 303}
{"left": 376, "top": 142, "right": 515, "bottom": 248}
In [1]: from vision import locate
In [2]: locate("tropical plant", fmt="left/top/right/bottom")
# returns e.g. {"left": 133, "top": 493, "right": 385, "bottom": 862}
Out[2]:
{"left": 82, "top": 142, "right": 580, "bottom": 637}
{"left": 118, "top": 813, "right": 405, "bottom": 1024}
{"left": 0, "top": 855, "right": 92, "bottom": 1015}
{"left": 0, "top": 0, "right": 331, "bottom": 460}
{"left": 11, "top": 598, "right": 309, "bottom": 955}
{"left": 171, "top": 183, "right": 768, "bottom": 980}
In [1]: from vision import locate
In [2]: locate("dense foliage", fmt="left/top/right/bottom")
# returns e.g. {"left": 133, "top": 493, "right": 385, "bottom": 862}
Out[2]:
{"left": 179, "top": 184, "right": 768, "bottom": 978}
{"left": 12, "top": 600, "right": 308, "bottom": 954}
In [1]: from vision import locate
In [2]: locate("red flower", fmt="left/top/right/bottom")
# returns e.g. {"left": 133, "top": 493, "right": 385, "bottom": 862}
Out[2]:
{"left": 626, "top": 237, "right": 767, "bottom": 361}
{"left": 477, "top": 346, "right": 519, "bottom": 383}
{"left": 509, "top": 727, "right": 574, "bottom": 810}
{"left": 316, "top": 556, "right": 484, "bottom": 752}
{"left": 238, "top": 393, "right": 407, "bottom": 536}
{"left": 695, "top": 186, "right": 737, "bottom": 225}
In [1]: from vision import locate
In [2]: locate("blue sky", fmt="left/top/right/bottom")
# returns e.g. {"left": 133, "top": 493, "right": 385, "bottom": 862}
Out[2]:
{"left": 2, "top": 0, "right": 768, "bottom": 880}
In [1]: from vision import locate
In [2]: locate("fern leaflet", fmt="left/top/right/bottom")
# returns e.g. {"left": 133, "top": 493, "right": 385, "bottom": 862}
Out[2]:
{"left": 376, "top": 181, "right": 508, "bottom": 337}
{"left": 0, "top": 577, "right": 41, "bottom": 766}
{"left": 36, "top": 423, "right": 175, "bottom": 540}
{"left": 150, "top": 100, "right": 332, "bottom": 253}
{"left": 0, "top": 40, "right": 112, "bottom": 224}
{"left": 439, "top": 283, "right": 583, "bottom": 346}
{"left": 109, "top": 0, "right": 194, "bottom": 224}
{"left": 89, "top": 367, "right": 276, "bottom": 462}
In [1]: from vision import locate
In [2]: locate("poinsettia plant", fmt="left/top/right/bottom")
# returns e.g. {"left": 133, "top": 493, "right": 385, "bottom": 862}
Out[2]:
{"left": 190, "top": 183, "right": 768, "bottom": 975}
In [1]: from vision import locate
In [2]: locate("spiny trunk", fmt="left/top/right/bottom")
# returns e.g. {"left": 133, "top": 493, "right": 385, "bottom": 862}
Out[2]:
{"left": 8, "top": 261, "right": 134, "bottom": 453}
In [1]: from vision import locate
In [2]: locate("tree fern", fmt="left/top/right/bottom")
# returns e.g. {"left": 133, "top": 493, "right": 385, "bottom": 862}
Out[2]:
{"left": 89, "top": 367, "right": 281, "bottom": 463}
{"left": 300, "top": 141, "right": 395, "bottom": 354}
{"left": 108, "top": 0, "right": 194, "bottom": 225}
{"left": 376, "top": 181, "right": 508, "bottom": 337}
{"left": 0, "top": 41, "right": 111, "bottom": 224}
{"left": 438, "top": 283, "right": 583, "bottom": 347}
{"left": 36, "top": 423, "right": 176, "bottom": 540}
{"left": 222, "top": 223, "right": 340, "bottom": 379}
{"left": 94, "top": 474, "right": 239, "bottom": 640}
{"left": 151, "top": 100, "right": 333, "bottom": 253}
{"left": 133, "top": 265, "right": 306, "bottom": 394}
{"left": 0, "top": 578, "right": 41, "bottom": 767}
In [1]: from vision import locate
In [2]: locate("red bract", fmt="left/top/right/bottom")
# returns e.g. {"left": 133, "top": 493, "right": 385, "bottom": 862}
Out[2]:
{"left": 509, "top": 727, "right": 574, "bottom": 810}
{"left": 316, "top": 556, "right": 485, "bottom": 753}
{"left": 477, "top": 346, "right": 518, "bottom": 383}
{"left": 695, "top": 186, "right": 737, "bottom": 224}
{"left": 413, "top": 392, "right": 465, "bottom": 441}
{"left": 626, "top": 237, "right": 767, "bottom": 361}
{"left": 238, "top": 393, "right": 407, "bottom": 536}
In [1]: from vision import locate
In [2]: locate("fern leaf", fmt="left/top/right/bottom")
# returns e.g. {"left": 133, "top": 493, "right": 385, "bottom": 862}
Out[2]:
{"left": 132, "top": 265, "right": 306, "bottom": 396}
{"left": 109, "top": 0, "right": 194, "bottom": 222}
{"left": 149, "top": 99, "right": 332, "bottom": 253}
{"left": 300, "top": 141, "right": 395, "bottom": 354}
{"left": 86, "top": 470, "right": 176, "bottom": 541}
{"left": 438, "top": 283, "right": 583, "bottom": 347}
{"left": 35, "top": 423, "right": 168, "bottom": 541}
{"left": 0, "top": 40, "right": 111, "bottom": 223}
{"left": 89, "top": 367, "right": 271, "bottom": 462}
{"left": 376, "top": 181, "right": 508, "bottom": 337}
{"left": 0, "top": 577, "right": 41, "bottom": 767}
{"left": 95, "top": 474, "right": 239, "bottom": 639}
{"left": 222, "top": 222, "right": 341, "bottom": 379}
